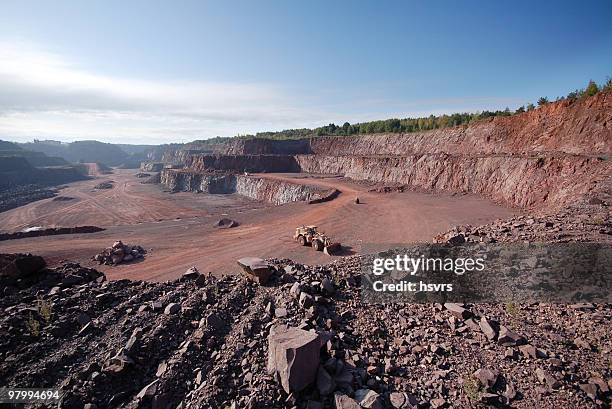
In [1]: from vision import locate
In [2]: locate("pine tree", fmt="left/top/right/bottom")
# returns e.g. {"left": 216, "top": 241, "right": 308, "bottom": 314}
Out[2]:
{"left": 585, "top": 80, "right": 599, "bottom": 97}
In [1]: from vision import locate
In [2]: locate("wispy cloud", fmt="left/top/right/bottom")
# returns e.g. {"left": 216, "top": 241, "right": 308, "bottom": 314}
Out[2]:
{"left": 0, "top": 41, "right": 525, "bottom": 144}
{"left": 0, "top": 41, "right": 322, "bottom": 143}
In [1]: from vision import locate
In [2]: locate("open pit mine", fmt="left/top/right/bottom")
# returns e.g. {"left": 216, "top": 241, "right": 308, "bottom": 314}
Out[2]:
{"left": 0, "top": 92, "right": 611, "bottom": 408}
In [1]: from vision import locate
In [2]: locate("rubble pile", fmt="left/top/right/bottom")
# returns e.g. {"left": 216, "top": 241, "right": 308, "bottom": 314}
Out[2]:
{"left": 214, "top": 218, "right": 239, "bottom": 229}
{"left": 92, "top": 241, "right": 146, "bottom": 265}
{"left": 0, "top": 184, "right": 57, "bottom": 212}
{"left": 435, "top": 202, "right": 611, "bottom": 245}
{"left": 134, "top": 172, "right": 151, "bottom": 178}
{"left": 0, "top": 226, "right": 105, "bottom": 242}
{"left": 94, "top": 181, "right": 114, "bottom": 189}
{"left": 0, "top": 255, "right": 609, "bottom": 408}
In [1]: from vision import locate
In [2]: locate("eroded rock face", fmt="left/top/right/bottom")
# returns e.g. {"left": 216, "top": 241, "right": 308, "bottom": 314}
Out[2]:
{"left": 161, "top": 171, "right": 337, "bottom": 205}
{"left": 267, "top": 325, "right": 321, "bottom": 393}
{"left": 234, "top": 176, "right": 335, "bottom": 205}
{"left": 295, "top": 153, "right": 608, "bottom": 210}
{"left": 186, "top": 154, "right": 300, "bottom": 173}
{"left": 307, "top": 92, "right": 611, "bottom": 157}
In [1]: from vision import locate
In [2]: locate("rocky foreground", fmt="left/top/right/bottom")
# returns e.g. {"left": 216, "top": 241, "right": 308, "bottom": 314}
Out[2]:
{"left": 0, "top": 254, "right": 610, "bottom": 409}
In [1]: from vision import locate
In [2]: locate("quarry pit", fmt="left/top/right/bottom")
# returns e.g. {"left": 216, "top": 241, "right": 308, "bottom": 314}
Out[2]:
{"left": 0, "top": 92, "right": 610, "bottom": 281}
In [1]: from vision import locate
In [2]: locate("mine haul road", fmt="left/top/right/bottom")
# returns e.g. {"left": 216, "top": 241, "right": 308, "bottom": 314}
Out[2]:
{"left": 0, "top": 169, "right": 515, "bottom": 281}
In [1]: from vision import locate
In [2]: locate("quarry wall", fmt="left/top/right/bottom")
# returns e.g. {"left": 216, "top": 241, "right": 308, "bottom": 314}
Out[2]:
{"left": 157, "top": 92, "right": 611, "bottom": 211}
{"left": 309, "top": 92, "right": 611, "bottom": 157}
{"left": 222, "top": 138, "right": 312, "bottom": 155}
{"left": 295, "top": 153, "right": 607, "bottom": 209}
{"left": 160, "top": 170, "right": 336, "bottom": 205}
{"left": 184, "top": 154, "right": 300, "bottom": 173}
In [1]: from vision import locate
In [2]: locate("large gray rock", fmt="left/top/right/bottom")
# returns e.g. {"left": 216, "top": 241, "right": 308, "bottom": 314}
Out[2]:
{"left": 237, "top": 257, "right": 272, "bottom": 285}
{"left": 267, "top": 325, "right": 321, "bottom": 393}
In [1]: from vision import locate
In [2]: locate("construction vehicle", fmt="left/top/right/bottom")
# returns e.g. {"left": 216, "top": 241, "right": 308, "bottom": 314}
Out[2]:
{"left": 294, "top": 225, "right": 341, "bottom": 255}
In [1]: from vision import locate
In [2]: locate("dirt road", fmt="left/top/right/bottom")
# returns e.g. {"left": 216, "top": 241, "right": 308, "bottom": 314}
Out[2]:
{"left": 0, "top": 170, "right": 516, "bottom": 281}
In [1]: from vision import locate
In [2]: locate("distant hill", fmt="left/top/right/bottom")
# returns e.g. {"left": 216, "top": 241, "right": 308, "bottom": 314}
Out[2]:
{"left": 115, "top": 144, "right": 157, "bottom": 155}
{"left": 19, "top": 140, "right": 132, "bottom": 166}
{"left": 0, "top": 140, "right": 23, "bottom": 151}
{"left": 0, "top": 140, "right": 69, "bottom": 167}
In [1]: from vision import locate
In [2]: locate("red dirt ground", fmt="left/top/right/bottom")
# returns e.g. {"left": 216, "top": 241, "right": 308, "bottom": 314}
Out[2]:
{"left": 0, "top": 169, "right": 516, "bottom": 281}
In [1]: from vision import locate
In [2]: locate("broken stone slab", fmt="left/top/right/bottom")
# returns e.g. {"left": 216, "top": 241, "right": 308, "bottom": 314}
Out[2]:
{"left": 389, "top": 392, "right": 418, "bottom": 409}
{"left": 503, "top": 383, "right": 517, "bottom": 401}
{"left": 136, "top": 379, "right": 159, "bottom": 400}
{"left": 275, "top": 307, "right": 288, "bottom": 318}
{"left": 573, "top": 337, "right": 591, "bottom": 350}
{"left": 333, "top": 393, "right": 361, "bottom": 409}
{"left": 299, "top": 292, "right": 315, "bottom": 309}
{"left": 588, "top": 377, "right": 609, "bottom": 393}
{"left": 164, "top": 303, "right": 181, "bottom": 315}
{"left": 473, "top": 368, "right": 499, "bottom": 390}
{"left": 430, "top": 398, "right": 447, "bottom": 409}
{"left": 579, "top": 383, "right": 599, "bottom": 400}
{"left": 497, "top": 325, "right": 525, "bottom": 346}
{"left": 535, "top": 368, "right": 561, "bottom": 389}
{"left": 183, "top": 266, "right": 200, "bottom": 280}
{"left": 479, "top": 317, "right": 497, "bottom": 340}
{"left": 290, "top": 281, "right": 302, "bottom": 298}
{"left": 104, "top": 348, "right": 134, "bottom": 373}
{"left": 321, "top": 277, "right": 335, "bottom": 294}
{"left": 443, "top": 303, "right": 471, "bottom": 319}
{"left": 2, "top": 253, "right": 47, "bottom": 282}
{"left": 479, "top": 393, "right": 499, "bottom": 404}
{"left": 267, "top": 325, "right": 321, "bottom": 393}
{"left": 237, "top": 257, "right": 272, "bottom": 285}
{"left": 355, "top": 389, "right": 383, "bottom": 409}
{"left": 205, "top": 313, "right": 224, "bottom": 331}
{"left": 464, "top": 318, "right": 481, "bottom": 332}
{"left": 125, "top": 327, "right": 143, "bottom": 354}
{"left": 519, "top": 344, "right": 547, "bottom": 359}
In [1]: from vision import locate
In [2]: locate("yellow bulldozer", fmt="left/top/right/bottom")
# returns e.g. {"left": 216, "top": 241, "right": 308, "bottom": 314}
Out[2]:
{"left": 294, "top": 225, "right": 341, "bottom": 255}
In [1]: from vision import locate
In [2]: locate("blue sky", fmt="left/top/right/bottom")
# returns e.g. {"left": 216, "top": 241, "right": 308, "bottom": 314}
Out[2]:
{"left": 1, "top": 0, "right": 611, "bottom": 144}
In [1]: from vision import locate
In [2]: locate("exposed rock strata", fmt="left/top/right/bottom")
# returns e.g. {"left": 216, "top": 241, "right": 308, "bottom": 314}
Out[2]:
{"left": 153, "top": 92, "right": 611, "bottom": 214}
{"left": 294, "top": 153, "right": 608, "bottom": 210}
{"left": 160, "top": 170, "right": 337, "bottom": 205}
{"left": 185, "top": 154, "right": 300, "bottom": 173}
